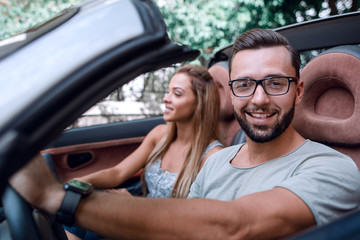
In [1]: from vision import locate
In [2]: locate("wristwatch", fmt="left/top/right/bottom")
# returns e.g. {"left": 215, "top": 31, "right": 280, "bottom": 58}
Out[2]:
{"left": 55, "top": 179, "right": 93, "bottom": 226}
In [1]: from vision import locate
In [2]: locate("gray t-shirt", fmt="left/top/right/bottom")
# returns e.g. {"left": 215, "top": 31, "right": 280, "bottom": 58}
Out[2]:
{"left": 188, "top": 140, "right": 360, "bottom": 226}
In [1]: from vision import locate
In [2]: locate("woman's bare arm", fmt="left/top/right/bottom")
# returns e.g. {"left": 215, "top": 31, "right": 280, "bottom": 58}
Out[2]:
{"left": 76, "top": 124, "right": 166, "bottom": 188}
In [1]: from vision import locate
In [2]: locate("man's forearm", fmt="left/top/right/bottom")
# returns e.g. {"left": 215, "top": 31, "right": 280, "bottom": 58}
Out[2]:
{"left": 10, "top": 155, "right": 314, "bottom": 240}
{"left": 72, "top": 188, "right": 315, "bottom": 240}
{"left": 74, "top": 191, "right": 239, "bottom": 239}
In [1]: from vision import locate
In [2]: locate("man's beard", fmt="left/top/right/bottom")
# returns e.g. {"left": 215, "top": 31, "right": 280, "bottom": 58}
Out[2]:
{"left": 234, "top": 100, "right": 295, "bottom": 143}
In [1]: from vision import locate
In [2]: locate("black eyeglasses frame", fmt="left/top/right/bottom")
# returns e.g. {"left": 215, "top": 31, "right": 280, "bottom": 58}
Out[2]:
{"left": 228, "top": 76, "right": 297, "bottom": 98}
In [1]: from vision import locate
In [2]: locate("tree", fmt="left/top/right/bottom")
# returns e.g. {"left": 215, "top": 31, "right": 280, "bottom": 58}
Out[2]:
{"left": 0, "top": 0, "right": 85, "bottom": 40}
{"left": 155, "top": 0, "right": 359, "bottom": 65}
{"left": 2, "top": 0, "right": 358, "bottom": 61}
{"left": 1, "top": 0, "right": 358, "bottom": 125}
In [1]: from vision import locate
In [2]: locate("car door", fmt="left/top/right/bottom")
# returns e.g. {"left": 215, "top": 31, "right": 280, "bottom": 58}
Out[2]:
{"left": 41, "top": 116, "right": 165, "bottom": 192}
{"left": 0, "top": 0, "right": 199, "bottom": 238}
{"left": 0, "top": 0, "right": 199, "bottom": 194}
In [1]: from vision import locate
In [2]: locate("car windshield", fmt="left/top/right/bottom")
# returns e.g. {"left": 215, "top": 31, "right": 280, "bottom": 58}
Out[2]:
{"left": 0, "top": 0, "right": 144, "bottom": 129}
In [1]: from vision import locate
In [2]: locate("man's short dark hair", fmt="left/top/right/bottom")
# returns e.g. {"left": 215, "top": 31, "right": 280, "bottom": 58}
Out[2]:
{"left": 229, "top": 29, "right": 300, "bottom": 78}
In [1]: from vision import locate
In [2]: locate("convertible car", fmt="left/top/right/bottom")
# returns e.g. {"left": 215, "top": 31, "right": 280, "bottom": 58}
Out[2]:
{"left": 0, "top": 0, "right": 359, "bottom": 239}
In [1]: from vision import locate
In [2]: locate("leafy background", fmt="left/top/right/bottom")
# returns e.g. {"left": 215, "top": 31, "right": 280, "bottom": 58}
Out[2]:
{"left": 1, "top": 0, "right": 358, "bottom": 63}
{"left": 1, "top": 0, "right": 358, "bottom": 126}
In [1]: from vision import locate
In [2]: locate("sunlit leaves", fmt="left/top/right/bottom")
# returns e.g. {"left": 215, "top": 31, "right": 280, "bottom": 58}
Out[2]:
{"left": 155, "top": 0, "right": 357, "bottom": 63}
{"left": 0, "top": 0, "right": 85, "bottom": 40}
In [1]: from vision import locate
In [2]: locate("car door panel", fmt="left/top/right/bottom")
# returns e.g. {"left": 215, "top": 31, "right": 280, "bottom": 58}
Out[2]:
{"left": 42, "top": 117, "right": 165, "bottom": 183}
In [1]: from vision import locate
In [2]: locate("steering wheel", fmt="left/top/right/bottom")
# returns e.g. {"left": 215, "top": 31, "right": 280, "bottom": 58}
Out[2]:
{"left": 2, "top": 185, "right": 68, "bottom": 240}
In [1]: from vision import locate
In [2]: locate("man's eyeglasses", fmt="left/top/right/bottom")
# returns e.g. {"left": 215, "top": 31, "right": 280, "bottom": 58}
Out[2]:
{"left": 228, "top": 76, "right": 297, "bottom": 97}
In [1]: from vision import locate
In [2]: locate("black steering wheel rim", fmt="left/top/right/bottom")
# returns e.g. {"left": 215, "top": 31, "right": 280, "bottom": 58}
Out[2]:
{"left": 2, "top": 185, "right": 67, "bottom": 240}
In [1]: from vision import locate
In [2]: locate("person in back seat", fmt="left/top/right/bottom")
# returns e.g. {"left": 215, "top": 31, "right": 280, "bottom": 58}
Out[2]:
{"left": 11, "top": 29, "right": 360, "bottom": 240}
{"left": 209, "top": 61, "right": 246, "bottom": 146}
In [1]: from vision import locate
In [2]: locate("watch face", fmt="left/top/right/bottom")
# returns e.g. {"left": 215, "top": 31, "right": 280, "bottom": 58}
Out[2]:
{"left": 65, "top": 180, "right": 93, "bottom": 195}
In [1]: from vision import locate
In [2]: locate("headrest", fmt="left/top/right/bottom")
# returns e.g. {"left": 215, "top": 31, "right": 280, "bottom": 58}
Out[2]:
{"left": 293, "top": 45, "right": 360, "bottom": 146}
{"left": 211, "top": 61, "right": 229, "bottom": 71}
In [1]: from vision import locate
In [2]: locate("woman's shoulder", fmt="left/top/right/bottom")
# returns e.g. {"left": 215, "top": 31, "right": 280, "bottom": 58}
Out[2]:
{"left": 146, "top": 124, "right": 167, "bottom": 143}
{"left": 151, "top": 124, "right": 167, "bottom": 136}
{"left": 204, "top": 140, "right": 223, "bottom": 155}
{"left": 145, "top": 123, "right": 167, "bottom": 135}
{"left": 200, "top": 140, "right": 224, "bottom": 168}
{"left": 208, "top": 140, "right": 224, "bottom": 149}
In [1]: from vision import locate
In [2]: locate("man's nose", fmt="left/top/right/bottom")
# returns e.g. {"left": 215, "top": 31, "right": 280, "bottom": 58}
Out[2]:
{"left": 250, "top": 84, "right": 270, "bottom": 105}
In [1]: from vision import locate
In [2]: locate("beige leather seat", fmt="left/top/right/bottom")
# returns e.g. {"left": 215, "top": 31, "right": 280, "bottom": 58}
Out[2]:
{"left": 293, "top": 45, "right": 360, "bottom": 168}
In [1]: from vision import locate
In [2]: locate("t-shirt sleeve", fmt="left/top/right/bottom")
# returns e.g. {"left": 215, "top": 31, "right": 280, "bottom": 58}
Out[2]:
{"left": 277, "top": 151, "right": 360, "bottom": 226}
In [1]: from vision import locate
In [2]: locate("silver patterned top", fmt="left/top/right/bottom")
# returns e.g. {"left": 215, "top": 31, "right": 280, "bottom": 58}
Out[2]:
{"left": 144, "top": 140, "right": 223, "bottom": 198}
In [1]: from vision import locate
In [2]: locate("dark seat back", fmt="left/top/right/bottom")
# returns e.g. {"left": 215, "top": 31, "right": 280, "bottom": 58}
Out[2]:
{"left": 293, "top": 45, "right": 360, "bottom": 168}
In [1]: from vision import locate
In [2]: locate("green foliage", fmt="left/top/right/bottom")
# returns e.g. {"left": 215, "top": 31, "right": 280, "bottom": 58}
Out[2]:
{"left": 157, "top": 0, "right": 257, "bottom": 65}
{"left": 1, "top": 0, "right": 358, "bottom": 123}
{"left": 1, "top": 0, "right": 358, "bottom": 63}
{"left": 155, "top": 0, "right": 358, "bottom": 64}
{"left": 0, "top": 0, "right": 85, "bottom": 40}
{"left": 157, "top": 0, "right": 302, "bottom": 64}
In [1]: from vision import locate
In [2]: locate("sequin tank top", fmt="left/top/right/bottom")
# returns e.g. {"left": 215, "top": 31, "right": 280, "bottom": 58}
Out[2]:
{"left": 144, "top": 140, "right": 223, "bottom": 198}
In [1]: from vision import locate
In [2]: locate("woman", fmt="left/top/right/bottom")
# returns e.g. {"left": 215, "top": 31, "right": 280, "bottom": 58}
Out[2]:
{"left": 65, "top": 64, "right": 223, "bottom": 239}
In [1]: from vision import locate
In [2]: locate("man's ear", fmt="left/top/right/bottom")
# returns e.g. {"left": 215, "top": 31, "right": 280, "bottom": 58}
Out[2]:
{"left": 295, "top": 80, "right": 304, "bottom": 106}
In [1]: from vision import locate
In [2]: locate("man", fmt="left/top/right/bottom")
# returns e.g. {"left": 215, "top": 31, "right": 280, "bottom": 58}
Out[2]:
{"left": 208, "top": 61, "right": 246, "bottom": 146}
{"left": 11, "top": 29, "right": 360, "bottom": 239}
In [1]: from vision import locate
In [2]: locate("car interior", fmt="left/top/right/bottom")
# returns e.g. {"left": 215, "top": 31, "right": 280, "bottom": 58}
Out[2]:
{"left": 0, "top": 1, "right": 359, "bottom": 239}
{"left": 35, "top": 12, "right": 360, "bottom": 240}
{"left": 37, "top": 38, "right": 360, "bottom": 240}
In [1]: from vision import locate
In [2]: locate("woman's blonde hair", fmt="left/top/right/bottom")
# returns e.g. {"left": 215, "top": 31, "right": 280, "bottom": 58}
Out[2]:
{"left": 141, "top": 64, "right": 220, "bottom": 198}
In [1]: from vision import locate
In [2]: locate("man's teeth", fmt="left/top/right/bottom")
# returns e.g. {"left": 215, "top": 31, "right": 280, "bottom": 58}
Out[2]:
{"left": 250, "top": 113, "right": 273, "bottom": 118}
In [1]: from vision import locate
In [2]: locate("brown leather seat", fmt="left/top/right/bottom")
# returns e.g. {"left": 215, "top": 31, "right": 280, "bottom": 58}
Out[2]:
{"left": 293, "top": 45, "right": 360, "bottom": 168}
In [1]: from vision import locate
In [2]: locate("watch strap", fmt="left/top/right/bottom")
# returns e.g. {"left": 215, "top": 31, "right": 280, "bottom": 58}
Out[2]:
{"left": 55, "top": 190, "right": 82, "bottom": 226}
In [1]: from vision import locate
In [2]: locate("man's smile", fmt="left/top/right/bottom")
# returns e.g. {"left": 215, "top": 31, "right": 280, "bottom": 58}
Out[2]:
{"left": 247, "top": 112, "right": 276, "bottom": 118}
